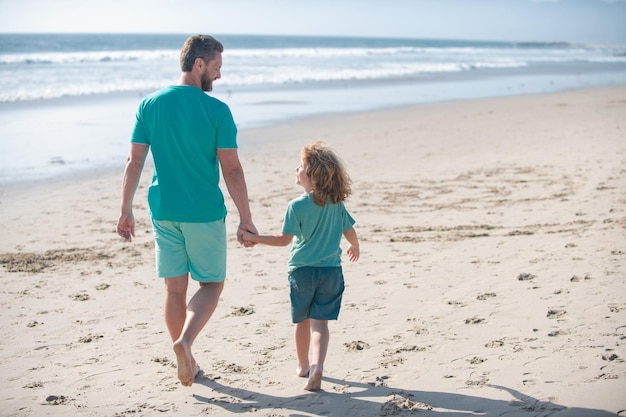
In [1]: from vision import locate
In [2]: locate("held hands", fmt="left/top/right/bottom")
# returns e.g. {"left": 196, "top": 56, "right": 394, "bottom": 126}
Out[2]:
{"left": 240, "top": 229, "right": 258, "bottom": 247}
{"left": 237, "top": 221, "right": 258, "bottom": 247}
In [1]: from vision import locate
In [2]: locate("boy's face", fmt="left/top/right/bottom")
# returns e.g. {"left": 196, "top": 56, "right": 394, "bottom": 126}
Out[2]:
{"left": 296, "top": 160, "right": 311, "bottom": 191}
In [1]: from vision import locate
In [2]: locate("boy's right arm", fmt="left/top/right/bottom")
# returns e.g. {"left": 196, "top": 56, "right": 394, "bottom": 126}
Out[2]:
{"left": 243, "top": 231, "right": 293, "bottom": 247}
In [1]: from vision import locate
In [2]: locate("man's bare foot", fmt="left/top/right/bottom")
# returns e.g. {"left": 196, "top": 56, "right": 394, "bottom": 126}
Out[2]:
{"left": 304, "top": 365, "right": 323, "bottom": 391}
{"left": 297, "top": 365, "right": 310, "bottom": 378}
{"left": 173, "top": 340, "right": 194, "bottom": 386}
{"left": 194, "top": 362, "right": 202, "bottom": 378}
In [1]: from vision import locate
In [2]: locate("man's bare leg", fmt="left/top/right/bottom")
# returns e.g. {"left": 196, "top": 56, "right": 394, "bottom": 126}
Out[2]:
{"left": 164, "top": 274, "right": 189, "bottom": 342}
{"left": 304, "top": 319, "right": 329, "bottom": 391}
{"left": 166, "top": 278, "right": 224, "bottom": 386}
{"left": 294, "top": 319, "right": 311, "bottom": 377}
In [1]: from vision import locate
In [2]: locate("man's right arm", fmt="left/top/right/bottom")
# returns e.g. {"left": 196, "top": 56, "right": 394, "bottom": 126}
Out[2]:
{"left": 117, "top": 143, "right": 149, "bottom": 242}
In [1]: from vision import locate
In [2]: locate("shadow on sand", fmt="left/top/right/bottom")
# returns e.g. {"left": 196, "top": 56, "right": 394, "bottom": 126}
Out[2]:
{"left": 192, "top": 374, "right": 619, "bottom": 416}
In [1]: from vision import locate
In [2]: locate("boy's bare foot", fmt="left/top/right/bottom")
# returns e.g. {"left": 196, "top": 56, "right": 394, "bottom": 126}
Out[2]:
{"left": 173, "top": 340, "right": 194, "bottom": 386}
{"left": 296, "top": 365, "right": 310, "bottom": 378}
{"left": 304, "top": 365, "right": 323, "bottom": 391}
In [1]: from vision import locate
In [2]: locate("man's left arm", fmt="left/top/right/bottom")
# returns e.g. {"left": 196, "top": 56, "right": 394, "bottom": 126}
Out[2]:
{"left": 217, "top": 148, "right": 257, "bottom": 244}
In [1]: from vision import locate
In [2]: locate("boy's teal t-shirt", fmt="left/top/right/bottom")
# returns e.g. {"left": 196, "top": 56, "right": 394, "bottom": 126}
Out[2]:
{"left": 282, "top": 193, "right": 356, "bottom": 272}
{"left": 131, "top": 85, "right": 238, "bottom": 222}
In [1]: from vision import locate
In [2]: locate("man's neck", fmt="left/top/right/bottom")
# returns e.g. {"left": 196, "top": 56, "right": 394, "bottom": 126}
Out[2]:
{"left": 178, "top": 72, "right": 200, "bottom": 88}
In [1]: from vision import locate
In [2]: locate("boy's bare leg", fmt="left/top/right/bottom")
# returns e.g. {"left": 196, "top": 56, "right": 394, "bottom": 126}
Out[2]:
{"left": 166, "top": 278, "right": 224, "bottom": 386}
{"left": 304, "top": 319, "right": 329, "bottom": 391}
{"left": 294, "top": 319, "right": 311, "bottom": 377}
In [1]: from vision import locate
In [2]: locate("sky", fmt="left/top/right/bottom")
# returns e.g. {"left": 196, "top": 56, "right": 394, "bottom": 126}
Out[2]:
{"left": 1, "top": 0, "right": 625, "bottom": 45}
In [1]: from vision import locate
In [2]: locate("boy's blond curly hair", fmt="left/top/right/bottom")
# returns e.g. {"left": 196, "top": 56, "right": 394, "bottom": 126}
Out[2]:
{"left": 301, "top": 142, "right": 352, "bottom": 206}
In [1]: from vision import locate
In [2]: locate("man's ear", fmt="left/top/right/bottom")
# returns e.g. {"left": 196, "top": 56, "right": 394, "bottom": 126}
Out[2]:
{"left": 194, "top": 57, "right": 205, "bottom": 70}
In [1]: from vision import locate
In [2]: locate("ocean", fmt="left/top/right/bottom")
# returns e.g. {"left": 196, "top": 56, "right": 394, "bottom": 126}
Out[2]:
{"left": 1, "top": 33, "right": 626, "bottom": 184}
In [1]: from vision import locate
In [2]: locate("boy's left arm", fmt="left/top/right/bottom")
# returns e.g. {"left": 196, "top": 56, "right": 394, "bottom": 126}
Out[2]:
{"left": 343, "top": 227, "right": 360, "bottom": 262}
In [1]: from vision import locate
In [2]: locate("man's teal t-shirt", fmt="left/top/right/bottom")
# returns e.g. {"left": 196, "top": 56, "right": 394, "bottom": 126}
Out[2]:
{"left": 131, "top": 85, "right": 237, "bottom": 222}
{"left": 282, "top": 193, "right": 356, "bottom": 272}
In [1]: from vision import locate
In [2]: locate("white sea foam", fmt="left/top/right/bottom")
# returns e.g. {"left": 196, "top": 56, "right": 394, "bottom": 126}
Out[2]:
{"left": 0, "top": 49, "right": 179, "bottom": 65}
{"left": 2, "top": 36, "right": 624, "bottom": 102}
{"left": 1, "top": 34, "right": 625, "bottom": 184}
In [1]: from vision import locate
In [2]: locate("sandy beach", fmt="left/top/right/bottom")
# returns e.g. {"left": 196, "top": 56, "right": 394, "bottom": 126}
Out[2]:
{"left": 1, "top": 86, "right": 625, "bottom": 416}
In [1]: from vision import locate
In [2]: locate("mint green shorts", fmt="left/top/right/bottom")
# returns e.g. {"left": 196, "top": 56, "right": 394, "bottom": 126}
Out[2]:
{"left": 151, "top": 218, "right": 226, "bottom": 282}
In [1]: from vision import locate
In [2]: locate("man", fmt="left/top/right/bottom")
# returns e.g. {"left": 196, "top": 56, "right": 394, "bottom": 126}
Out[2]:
{"left": 116, "top": 34, "right": 256, "bottom": 387}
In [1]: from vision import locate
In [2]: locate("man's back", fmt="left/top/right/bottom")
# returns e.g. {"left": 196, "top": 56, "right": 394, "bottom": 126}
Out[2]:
{"left": 131, "top": 85, "right": 238, "bottom": 222}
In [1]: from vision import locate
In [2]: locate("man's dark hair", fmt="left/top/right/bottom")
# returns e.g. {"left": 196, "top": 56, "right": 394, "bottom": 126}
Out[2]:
{"left": 180, "top": 35, "right": 224, "bottom": 72}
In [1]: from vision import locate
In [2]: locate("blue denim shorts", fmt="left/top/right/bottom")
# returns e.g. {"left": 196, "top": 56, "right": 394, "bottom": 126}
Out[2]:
{"left": 289, "top": 266, "right": 344, "bottom": 323}
{"left": 152, "top": 218, "right": 226, "bottom": 282}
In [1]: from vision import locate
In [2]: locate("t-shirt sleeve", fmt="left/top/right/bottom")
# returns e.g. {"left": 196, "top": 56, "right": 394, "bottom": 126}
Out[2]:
{"left": 130, "top": 102, "right": 150, "bottom": 145}
{"left": 342, "top": 204, "right": 356, "bottom": 231}
{"left": 216, "top": 103, "right": 238, "bottom": 149}
{"left": 282, "top": 202, "right": 301, "bottom": 236}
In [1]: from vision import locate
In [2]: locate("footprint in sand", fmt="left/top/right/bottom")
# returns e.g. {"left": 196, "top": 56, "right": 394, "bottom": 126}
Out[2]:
{"left": 78, "top": 334, "right": 103, "bottom": 343}
{"left": 231, "top": 306, "right": 255, "bottom": 316}
{"left": 485, "top": 340, "right": 504, "bottom": 348}
{"left": 71, "top": 292, "right": 90, "bottom": 301}
{"left": 547, "top": 309, "right": 566, "bottom": 319}
{"left": 224, "top": 363, "right": 247, "bottom": 373}
{"left": 601, "top": 353, "right": 620, "bottom": 362}
{"left": 517, "top": 272, "right": 536, "bottom": 281}
{"left": 512, "top": 399, "right": 559, "bottom": 413}
{"left": 548, "top": 329, "right": 570, "bottom": 337}
{"left": 465, "top": 372, "right": 490, "bottom": 387}
{"left": 152, "top": 357, "right": 175, "bottom": 368}
{"left": 381, "top": 393, "right": 432, "bottom": 415}
{"left": 411, "top": 325, "right": 429, "bottom": 335}
{"left": 344, "top": 340, "right": 370, "bottom": 351}
{"left": 477, "top": 292, "right": 496, "bottom": 300}
{"left": 465, "top": 317, "right": 486, "bottom": 324}
{"left": 45, "top": 395, "right": 72, "bottom": 405}
{"left": 468, "top": 356, "right": 487, "bottom": 365}
{"left": 522, "top": 378, "right": 538, "bottom": 386}
{"left": 368, "top": 375, "right": 389, "bottom": 387}
{"left": 23, "top": 381, "right": 43, "bottom": 389}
